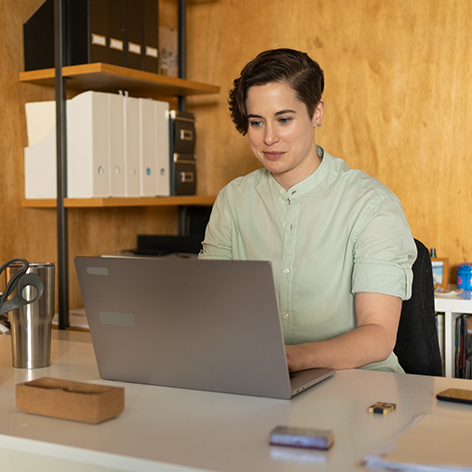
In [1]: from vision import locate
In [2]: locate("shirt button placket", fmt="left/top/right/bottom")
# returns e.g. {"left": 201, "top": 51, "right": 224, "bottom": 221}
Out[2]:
{"left": 281, "top": 193, "right": 296, "bottom": 330}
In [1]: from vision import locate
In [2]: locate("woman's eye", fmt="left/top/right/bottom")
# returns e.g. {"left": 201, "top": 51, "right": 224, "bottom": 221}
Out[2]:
{"left": 249, "top": 120, "right": 263, "bottom": 128}
{"left": 278, "top": 117, "right": 292, "bottom": 125}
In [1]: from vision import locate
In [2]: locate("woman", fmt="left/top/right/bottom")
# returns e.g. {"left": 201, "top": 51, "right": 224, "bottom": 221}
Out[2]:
{"left": 199, "top": 48, "right": 417, "bottom": 373}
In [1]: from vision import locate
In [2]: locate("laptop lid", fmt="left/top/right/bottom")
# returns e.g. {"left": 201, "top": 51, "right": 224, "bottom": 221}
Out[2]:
{"left": 75, "top": 257, "right": 334, "bottom": 400}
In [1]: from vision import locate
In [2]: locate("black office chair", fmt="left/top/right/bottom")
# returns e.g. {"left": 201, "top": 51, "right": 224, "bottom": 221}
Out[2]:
{"left": 393, "top": 239, "right": 443, "bottom": 376}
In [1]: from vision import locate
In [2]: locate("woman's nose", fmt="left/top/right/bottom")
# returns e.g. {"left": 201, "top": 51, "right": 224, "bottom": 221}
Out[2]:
{"left": 263, "top": 124, "right": 279, "bottom": 145}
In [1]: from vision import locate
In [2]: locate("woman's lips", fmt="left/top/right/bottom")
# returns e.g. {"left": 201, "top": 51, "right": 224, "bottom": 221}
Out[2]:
{"left": 263, "top": 151, "right": 285, "bottom": 160}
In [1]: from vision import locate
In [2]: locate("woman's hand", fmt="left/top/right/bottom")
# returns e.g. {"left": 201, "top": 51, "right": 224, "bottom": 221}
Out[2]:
{"left": 285, "top": 344, "right": 312, "bottom": 372}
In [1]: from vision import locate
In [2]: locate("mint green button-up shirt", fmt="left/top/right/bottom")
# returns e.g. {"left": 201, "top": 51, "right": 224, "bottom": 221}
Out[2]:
{"left": 199, "top": 147, "right": 417, "bottom": 372}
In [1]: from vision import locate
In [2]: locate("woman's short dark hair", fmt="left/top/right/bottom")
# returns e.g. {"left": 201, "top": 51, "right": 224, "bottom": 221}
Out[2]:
{"left": 228, "top": 48, "right": 325, "bottom": 135}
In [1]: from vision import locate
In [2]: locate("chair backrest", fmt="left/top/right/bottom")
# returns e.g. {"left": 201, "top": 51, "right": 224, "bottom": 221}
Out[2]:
{"left": 393, "top": 239, "right": 443, "bottom": 376}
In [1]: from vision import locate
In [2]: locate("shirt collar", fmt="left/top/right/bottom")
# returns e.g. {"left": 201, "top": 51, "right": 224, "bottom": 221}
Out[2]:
{"left": 268, "top": 146, "right": 332, "bottom": 201}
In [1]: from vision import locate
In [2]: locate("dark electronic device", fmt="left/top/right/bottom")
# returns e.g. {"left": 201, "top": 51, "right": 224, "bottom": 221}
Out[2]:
{"left": 128, "top": 235, "right": 204, "bottom": 257}
{"left": 437, "top": 388, "right": 472, "bottom": 405}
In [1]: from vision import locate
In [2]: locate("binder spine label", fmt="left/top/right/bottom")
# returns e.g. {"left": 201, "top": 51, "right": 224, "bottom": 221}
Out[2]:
{"left": 91, "top": 34, "right": 107, "bottom": 47}
{"left": 110, "top": 38, "right": 124, "bottom": 51}
{"left": 128, "top": 42, "right": 142, "bottom": 55}
{"left": 146, "top": 46, "right": 158, "bottom": 58}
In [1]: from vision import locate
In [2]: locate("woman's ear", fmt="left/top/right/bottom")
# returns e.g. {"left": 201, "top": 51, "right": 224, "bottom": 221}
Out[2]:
{"left": 313, "top": 99, "right": 325, "bottom": 128}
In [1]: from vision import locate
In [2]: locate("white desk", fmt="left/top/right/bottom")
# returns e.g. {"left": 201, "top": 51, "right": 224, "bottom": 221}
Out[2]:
{"left": 0, "top": 334, "right": 471, "bottom": 471}
{"left": 434, "top": 288, "right": 472, "bottom": 377}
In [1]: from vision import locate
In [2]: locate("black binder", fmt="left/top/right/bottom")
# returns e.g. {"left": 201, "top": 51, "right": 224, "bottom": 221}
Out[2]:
{"left": 23, "top": 0, "right": 55, "bottom": 71}
{"left": 68, "top": 0, "right": 109, "bottom": 65}
{"left": 143, "top": 0, "right": 159, "bottom": 73}
{"left": 125, "top": 0, "right": 144, "bottom": 70}
{"left": 108, "top": 0, "right": 126, "bottom": 67}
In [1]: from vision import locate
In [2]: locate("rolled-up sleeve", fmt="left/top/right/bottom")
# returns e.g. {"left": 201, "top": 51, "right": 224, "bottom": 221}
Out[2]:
{"left": 351, "top": 193, "right": 417, "bottom": 300}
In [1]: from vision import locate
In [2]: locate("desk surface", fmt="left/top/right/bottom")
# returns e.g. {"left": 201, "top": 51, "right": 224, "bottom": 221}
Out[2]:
{"left": 0, "top": 333, "right": 471, "bottom": 472}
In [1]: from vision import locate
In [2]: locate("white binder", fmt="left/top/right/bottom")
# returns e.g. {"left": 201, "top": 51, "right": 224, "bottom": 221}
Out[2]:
{"left": 154, "top": 100, "right": 170, "bottom": 196}
{"left": 24, "top": 101, "right": 57, "bottom": 199}
{"left": 67, "top": 91, "right": 109, "bottom": 198}
{"left": 108, "top": 93, "right": 125, "bottom": 197}
{"left": 24, "top": 93, "right": 109, "bottom": 199}
{"left": 123, "top": 95, "right": 140, "bottom": 197}
{"left": 138, "top": 98, "right": 156, "bottom": 196}
{"left": 25, "top": 100, "right": 56, "bottom": 147}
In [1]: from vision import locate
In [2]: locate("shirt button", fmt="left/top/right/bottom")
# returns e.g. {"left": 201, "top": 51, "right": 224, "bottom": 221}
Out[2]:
{"left": 283, "top": 268, "right": 290, "bottom": 274}
{"left": 283, "top": 313, "right": 290, "bottom": 319}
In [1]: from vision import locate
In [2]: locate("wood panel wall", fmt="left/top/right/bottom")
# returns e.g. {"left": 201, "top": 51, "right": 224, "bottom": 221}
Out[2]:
{"left": 1, "top": 0, "right": 471, "bottom": 310}
{"left": 187, "top": 0, "right": 472, "bottom": 286}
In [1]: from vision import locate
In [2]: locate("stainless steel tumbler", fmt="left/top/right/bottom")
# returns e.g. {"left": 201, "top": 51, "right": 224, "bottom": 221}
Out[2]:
{"left": 5, "top": 262, "right": 55, "bottom": 368}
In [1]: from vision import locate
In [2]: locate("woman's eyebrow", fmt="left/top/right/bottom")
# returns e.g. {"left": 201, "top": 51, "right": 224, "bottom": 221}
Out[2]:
{"left": 247, "top": 113, "right": 263, "bottom": 119}
{"left": 247, "top": 109, "right": 297, "bottom": 119}
{"left": 275, "top": 109, "right": 297, "bottom": 116}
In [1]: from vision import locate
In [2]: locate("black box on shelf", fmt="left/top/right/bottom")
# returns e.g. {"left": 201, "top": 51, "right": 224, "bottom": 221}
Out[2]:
{"left": 171, "top": 156, "right": 197, "bottom": 196}
{"left": 170, "top": 110, "right": 196, "bottom": 154}
{"left": 169, "top": 111, "right": 197, "bottom": 196}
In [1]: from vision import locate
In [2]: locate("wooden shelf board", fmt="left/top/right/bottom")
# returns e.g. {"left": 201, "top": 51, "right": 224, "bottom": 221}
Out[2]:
{"left": 19, "top": 63, "right": 220, "bottom": 96}
{"left": 22, "top": 195, "right": 216, "bottom": 209}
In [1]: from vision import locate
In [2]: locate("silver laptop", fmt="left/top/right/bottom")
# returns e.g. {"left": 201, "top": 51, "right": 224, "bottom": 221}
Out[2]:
{"left": 75, "top": 257, "right": 335, "bottom": 400}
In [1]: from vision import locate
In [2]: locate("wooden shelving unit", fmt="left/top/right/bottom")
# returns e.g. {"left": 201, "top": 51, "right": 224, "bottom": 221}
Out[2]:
{"left": 21, "top": 0, "right": 218, "bottom": 329}
{"left": 19, "top": 63, "right": 220, "bottom": 97}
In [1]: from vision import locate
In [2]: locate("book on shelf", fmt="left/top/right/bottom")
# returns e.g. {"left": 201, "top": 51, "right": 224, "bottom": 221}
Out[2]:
{"left": 436, "top": 312, "right": 445, "bottom": 375}
{"left": 454, "top": 314, "right": 472, "bottom": 379}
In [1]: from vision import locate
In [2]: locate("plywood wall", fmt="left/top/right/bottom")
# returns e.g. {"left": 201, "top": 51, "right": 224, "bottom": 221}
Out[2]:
{"left": 1, "top": 0, "right": 471, "bottom": 310}
{"left": 187, "top": 0, "right": 472, "bottom": 285}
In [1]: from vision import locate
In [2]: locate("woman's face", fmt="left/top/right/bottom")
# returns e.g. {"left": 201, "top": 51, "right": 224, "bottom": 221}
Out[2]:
{"left": 245, "top": 82, "right": 324, "bottom": 190}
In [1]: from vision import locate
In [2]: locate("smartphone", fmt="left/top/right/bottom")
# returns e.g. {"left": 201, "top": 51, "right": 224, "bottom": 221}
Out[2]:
{"left": 436, "top": 388, "right": 472, "bottom": 405}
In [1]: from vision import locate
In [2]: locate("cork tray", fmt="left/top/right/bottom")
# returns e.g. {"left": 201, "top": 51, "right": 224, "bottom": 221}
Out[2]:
{"left": 16, "top": 377, "right": 124, "bottom": 424}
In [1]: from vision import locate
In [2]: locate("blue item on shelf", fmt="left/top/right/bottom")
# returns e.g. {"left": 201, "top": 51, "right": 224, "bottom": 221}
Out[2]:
{"left": 457, "top": 263, "right": 472, "bottom": 290}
